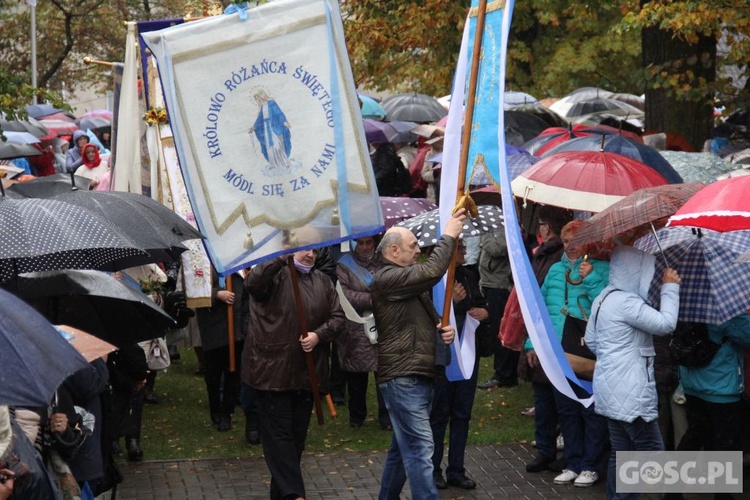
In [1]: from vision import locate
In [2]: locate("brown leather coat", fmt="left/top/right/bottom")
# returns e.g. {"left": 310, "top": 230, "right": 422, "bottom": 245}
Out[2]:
{"left": 371, "top": 235, "right": 456, "bottom": 383}
{"left": 242, "top": 258, "right": 344, "bottom": 392}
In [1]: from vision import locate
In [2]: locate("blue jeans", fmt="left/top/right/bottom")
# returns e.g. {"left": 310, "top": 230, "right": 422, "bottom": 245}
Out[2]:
{"left": 378, "top": 376, "right": 439, "bottom": 500}
{"left": 607, "top": 417, "right": 664, "bottom": 500}
{"left": 553, "top": 388, "right": 608, "bottom": 474}
{"left": 532, "top": 382, "right": 558, "bottom": 460}
{"left": 430, "top": 361, "right": 479, "bottom": 480}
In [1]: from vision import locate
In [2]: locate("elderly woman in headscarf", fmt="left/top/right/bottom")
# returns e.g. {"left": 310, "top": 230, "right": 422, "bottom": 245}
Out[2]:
{"left": 65, "top": 131, "right": 89, "bottom": 172}
{"left": 75, "top": 144, "right": 108, "bottom": 188}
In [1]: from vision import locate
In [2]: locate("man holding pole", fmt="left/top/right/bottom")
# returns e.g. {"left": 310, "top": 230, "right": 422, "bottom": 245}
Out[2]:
{"left": 371, "top": 208, "right": 466, "bottom": 500}
{"left": 242, "top": 226, "right": 345, "bottom": 500}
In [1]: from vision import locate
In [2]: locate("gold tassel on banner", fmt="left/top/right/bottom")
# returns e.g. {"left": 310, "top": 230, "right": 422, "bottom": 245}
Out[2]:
{"left": 331, "top": 208, "right": 340, "bottom": 226}
{"left": 244, "top": 232, "right": 254, "bottom": 250}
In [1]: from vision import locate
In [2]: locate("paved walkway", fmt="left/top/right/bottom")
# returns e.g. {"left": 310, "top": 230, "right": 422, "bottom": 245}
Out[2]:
{"left": 106, "top": 443, "right": 632, "bottom": 499}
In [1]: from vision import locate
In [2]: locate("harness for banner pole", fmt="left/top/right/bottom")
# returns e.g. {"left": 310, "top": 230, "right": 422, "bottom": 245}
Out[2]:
{"left": 440, "top": 0, "right": 488, "bottom": 327}
{"left": 287, "top": 255, "right": 325, "bottom": 425}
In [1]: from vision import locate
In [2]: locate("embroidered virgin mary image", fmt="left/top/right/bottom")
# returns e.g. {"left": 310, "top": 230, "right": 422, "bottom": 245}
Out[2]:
{"left": 248, "top": 89, "right": 301, "bottom": 176}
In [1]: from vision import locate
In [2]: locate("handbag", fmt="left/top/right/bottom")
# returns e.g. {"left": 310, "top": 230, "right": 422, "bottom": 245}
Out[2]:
{"left": 560, "top": 278, "right": 595, "bottom": 361}
{"left": 146, "top": 337, "right": 171, "bottom": 371}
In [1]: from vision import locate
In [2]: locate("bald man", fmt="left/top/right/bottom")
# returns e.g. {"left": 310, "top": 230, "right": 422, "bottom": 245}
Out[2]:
{"left": 371, "top": 209, "right": 466, "bottom": 500}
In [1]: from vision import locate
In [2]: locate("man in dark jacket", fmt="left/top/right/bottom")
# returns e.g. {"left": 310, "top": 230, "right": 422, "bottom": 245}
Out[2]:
{"left": 242, "top": 227, "right": 345, "bottom": 500}
{"left": 371, "top": 209, "right": 465, "bottom": 500}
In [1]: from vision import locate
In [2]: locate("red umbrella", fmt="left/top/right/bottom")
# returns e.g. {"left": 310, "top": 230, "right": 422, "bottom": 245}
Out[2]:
{"left": 511, "top": 150, "right": 669, "bottom": 213}
{"left": 38, "top": 119, "right": 79, "bottom": 137}
{"left": 80, "top": 109, "right": 114, "bottom": 121}
{"left": 668, "top": 176, "right": 750, "bottom": 232}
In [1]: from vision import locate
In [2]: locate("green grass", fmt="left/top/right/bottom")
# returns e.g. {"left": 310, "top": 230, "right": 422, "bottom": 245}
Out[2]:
{"left": 139, "top": 347, "right": 535, "bottom": 460}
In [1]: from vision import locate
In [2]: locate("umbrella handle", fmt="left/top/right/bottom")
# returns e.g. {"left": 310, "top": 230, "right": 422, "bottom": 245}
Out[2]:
{"left": 649, "top": 221, "right": 670, "bottom": 269}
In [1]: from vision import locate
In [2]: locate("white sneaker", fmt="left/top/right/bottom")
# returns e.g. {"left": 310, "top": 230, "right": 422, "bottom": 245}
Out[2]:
{"left": 556, "top": 434, "right": 564, "bottom": 451}
{"left": 553, "top": 469, "right": 579, "bottom": 484}
{"left": 574, "top": 470, "right": 599, "bottom": 487}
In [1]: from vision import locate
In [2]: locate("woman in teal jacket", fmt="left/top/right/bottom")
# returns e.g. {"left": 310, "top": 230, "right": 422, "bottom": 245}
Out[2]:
{"left": 538, "top": 220, "right": 610, "bottom": 487}
{"left": 677, "top": 313, "right": 750, "bottom": 453}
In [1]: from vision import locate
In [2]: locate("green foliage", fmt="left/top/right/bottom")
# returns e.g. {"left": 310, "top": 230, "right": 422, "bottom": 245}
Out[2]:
{"left": 508, "top": 1, "right": 643, "bottom": 98}
{"left": 342, "top": 0, "right": 469, "bottom": 96}
{"left": 139, "top": 348, "right": 534, "bottom": 460}
{"left": 0, "top": 67, "right": 68, "bottom": 123}
{"left": 621, "top": 0, "right": 750, "bottom": 111}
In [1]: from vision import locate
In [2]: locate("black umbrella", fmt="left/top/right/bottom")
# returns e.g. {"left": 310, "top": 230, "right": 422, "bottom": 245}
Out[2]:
{"left": 75, "top": 117, "right": 110, "bottom": 131}
{"left": 395, "top": 205, "right": 504, "bottom": 247}
{"left": 509, "top": 104, "right": 567, "bottom": 128}
{"left": 50, "top": 191, "right": 205, "bottom": 267}
{"left": 504, "top": 110, "right": 551, "bottom": 146}
{"left": 14, "top": 270, "right": 176, "bottom": 348}
{"left": 0, "top": 142, "right": 42, "bottom": 160}
{"left": 0, "top": 198, "right": 147, "bottom": 284}
{"left": 382, "top": 93, "right": 448, "bottom": 123}
{"left": 0, "top": 115, "right": 51, "bottom": 138}
{"left": 0, "top": 287, "right": 90, "bottom": 406}
{"left": 564, "top": 97, "right": 642, "bottom": 118}
{"left": 7, "top": 173, "right": 93, "bottom": 197}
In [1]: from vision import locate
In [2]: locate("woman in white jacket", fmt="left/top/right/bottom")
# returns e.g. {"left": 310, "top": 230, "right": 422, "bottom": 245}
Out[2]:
{"left": 584, "top": 245, "right": 681, "bottom": 500}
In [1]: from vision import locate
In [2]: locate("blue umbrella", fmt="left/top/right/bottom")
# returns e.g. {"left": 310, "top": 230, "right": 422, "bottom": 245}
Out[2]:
{"left": 0, "top": 287, "right": 89, "bottom": 406}
{"left": 543, "top": 134, "right": 683, "bottom": 184}
{"left": 26, "top": 104, "right": 65, "bottom": 119}
{"left": 636, "top": 227, "right": 750, "bottom": 324}
{"left": 359, "top": 95, "right": 386, "bottom": 121}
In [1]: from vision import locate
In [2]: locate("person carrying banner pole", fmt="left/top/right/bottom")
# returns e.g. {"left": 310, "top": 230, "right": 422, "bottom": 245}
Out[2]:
{"left": 242, "top": 226, "right": 345, "bottom": 500}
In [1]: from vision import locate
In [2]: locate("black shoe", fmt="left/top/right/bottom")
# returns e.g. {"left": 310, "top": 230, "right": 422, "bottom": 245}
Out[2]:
{"left": 548, "top": 457, "right": 567, "bottom": 473}
{"left": 217, "top": 416, "right": 232, "bottom": 432}
{"left": 246, "top": 430, "right": 261, "bottom": 444}
{"left": 168, "top": 345, "right": 180, "bottom": 361}
{"left": 477, "top": 378, "right": 500, "bottom": 389}
{"left": 433, "top": 475, "right": 448, "bottom": 490}
{"left": 126, "top": 438, "right": 143, "bottom": 462}
{"left": 350, "top": 421, "right": 363, "bottom": 428}
{"left": 447, "top": 476, "right": 476, "bottom": 490}
{"left": 380, "top": 423, "right": 392, "bottom": 431}
{"left": 111, "top": 440, "right": 121, "bottom": 455}
{"left": 144, "top": 392, "right": 159, "bottom": 405}
{"left": 211, "top": 413, "right": 221, "bottom": 426}
{"left": 193, "top": 367, "right": 205, "bottom": 376}
{"left": 526, "top": 455, "right": 554, "bottom": 473}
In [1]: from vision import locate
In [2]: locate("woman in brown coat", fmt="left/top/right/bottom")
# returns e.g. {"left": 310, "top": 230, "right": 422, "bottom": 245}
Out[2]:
{"left": 335, "top": 235, "right": 391, "bottom": 429}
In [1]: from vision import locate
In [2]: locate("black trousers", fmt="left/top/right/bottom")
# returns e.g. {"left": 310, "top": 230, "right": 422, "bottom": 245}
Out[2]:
{"left": 482, "top": 287, "right": 518, "bottom": 383}
{"left": 203, "top": 343, "right": 242, "bottom": 420}
{"left": 677, "top": 394, "right": 742, "bottom": 452}
{"left": 257, "top": 389, "right": 313, "bottom": 500}
{"left": 344, "top": 371, "right": 390, "bottom": 428}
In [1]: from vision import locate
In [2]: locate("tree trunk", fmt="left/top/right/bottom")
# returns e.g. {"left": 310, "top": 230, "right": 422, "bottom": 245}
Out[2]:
{"left": 642, "top": 18, "right": 716, "bottom": 151}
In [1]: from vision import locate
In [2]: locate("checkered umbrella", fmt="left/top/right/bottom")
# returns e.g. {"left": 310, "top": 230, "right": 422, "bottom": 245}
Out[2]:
{"left": 570, "top": 182, "right": 705, "bottom": 248}
{"left": 635, "top": 226, "right": 750, "bottom": 324}
{"left": 396, "top": 205, "right": 503, "bottom": 248}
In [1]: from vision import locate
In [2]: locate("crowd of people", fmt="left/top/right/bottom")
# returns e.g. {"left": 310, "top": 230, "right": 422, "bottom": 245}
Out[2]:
{"left": 3, "top": 115, "right": 750, "bottom": 500}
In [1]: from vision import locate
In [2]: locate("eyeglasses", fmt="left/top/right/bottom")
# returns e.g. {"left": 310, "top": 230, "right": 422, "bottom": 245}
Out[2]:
{"left": 538, "top": 221, "right": 549, "bottom": 227}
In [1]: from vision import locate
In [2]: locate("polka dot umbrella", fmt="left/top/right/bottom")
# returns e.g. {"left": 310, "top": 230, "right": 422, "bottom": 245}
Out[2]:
{"left": 0, "top": 198, "right": 148, "bottom": 284}
{"left": 380, "top": 196, "right": 437, "bottom": 229}
{"left": 395, "top": 205, "right": 504, "bottom": 247}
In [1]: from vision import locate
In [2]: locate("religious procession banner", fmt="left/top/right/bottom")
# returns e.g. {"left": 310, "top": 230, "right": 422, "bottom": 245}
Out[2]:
{"left": 141, "top": 0, "right": 383, "bottom": 276}
{"left": 438, "top": 0, "right": 513, "bottom": 381}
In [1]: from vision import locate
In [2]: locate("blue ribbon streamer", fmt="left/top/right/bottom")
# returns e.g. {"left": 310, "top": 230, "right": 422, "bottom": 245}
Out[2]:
{"left": 224, "top": 2, "right": 250, "bottom": 20}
